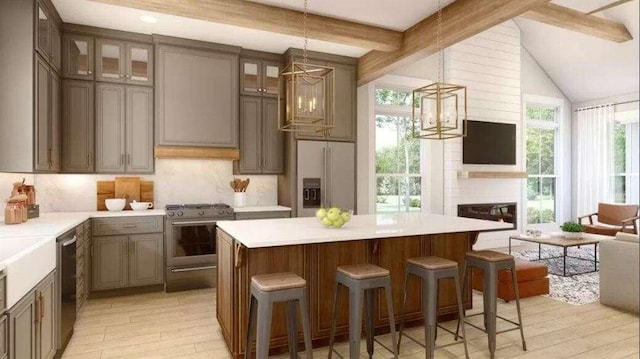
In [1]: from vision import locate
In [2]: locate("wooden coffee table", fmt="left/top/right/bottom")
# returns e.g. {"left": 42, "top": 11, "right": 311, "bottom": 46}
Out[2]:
{"left": 508, "top": 232, "right": 612, "bottom": 276}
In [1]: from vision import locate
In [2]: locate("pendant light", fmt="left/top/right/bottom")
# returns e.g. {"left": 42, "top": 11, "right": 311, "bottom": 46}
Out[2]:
{"left": 412, "top": 0, "right": 467, "bottom": 140}
{"left": 278, "top": 0, "right": 335, "bottom": 134}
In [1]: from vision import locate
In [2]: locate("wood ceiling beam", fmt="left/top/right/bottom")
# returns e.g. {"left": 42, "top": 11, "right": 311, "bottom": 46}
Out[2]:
{"left": 522, "top": 3, "right": 633, "bottom": 43}
{"left": 87, "top": 0, "right": 402, "bottom": 51}
{"left": 357, "top": 0, "right": 550, "bottom": 86}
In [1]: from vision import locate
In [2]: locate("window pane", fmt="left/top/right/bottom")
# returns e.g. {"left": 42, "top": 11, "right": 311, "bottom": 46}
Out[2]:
{"left": 526, "top": 128, "right": 541, "bottom": 175}
{"left": 375, "top": 115, "right": 420, "bottom": 174}
{"left": 526, "top": 105, "right": 556, "bottom": 122}
{"left": 613, "top": 122, "right": 626, "bottom": 174}
{"left": 539, "top": 128, "right": 555, "bottom": 175}
{"left": 527, "top": 176, "right": 555, "bottom": 224}
{"left": 376, "top": 176, "right": 397, "bottom": 213}
{"left": 375, "top": 88, "right": 413, "bottom": 107}
{"left": 612, "top": 175, "right": 626, "bottom": 203}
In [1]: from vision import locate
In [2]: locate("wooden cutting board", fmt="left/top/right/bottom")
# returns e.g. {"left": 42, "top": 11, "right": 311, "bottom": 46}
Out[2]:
{"left": 115, "top": 177, "right": 140, "bottom": 210}
{"left": 97, "top": 178, "right": 154, "bottom": 211}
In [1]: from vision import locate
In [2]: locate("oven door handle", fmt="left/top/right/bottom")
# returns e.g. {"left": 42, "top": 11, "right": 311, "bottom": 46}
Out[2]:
{"left": 170, "top": 220, "right": 219, "bottom": 226}
{"left": 62, "top": 236, "right": 77, "bottom": 247}
{"left": 170, "top": 266, "right": 217, "bottom": 273}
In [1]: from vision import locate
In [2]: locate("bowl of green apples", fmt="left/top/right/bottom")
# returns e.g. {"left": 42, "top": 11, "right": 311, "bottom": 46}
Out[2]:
{"left": 316, "top": 207, "right": 352, "bottom": 229}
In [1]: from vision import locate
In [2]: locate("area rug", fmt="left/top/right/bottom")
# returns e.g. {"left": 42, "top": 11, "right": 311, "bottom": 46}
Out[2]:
{"left": 513, "top": 247, "right": 600, "bottom": 306}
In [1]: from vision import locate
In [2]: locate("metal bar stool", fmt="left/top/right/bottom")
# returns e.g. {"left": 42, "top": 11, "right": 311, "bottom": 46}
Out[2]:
{"left": 397, "top": 256, "right": 469, "bottom": 359}
{"left": 455, "top": 250, "right": 527, "bottom": 359}
{"left": 245, "top": 272, "right": 312, "bottom": 359}
{"left": 328, "top": 264, "right": 398, "bottom": 359}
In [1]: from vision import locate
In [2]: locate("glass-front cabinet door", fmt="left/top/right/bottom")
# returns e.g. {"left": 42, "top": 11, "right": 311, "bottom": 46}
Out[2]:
{"left": 36, "top": 3, "right": 51, "bottom": 58}
{"left": 63, "top": 34, "right": 94, "bottom": 80}
{"left": 241, "top": 59, "right": 262, "bottom": 96}
{"left": 96, "top": 39, "right": 125, "bottom": 83}
{"left": 262, "top": 61, "right": 280, "bottom": 97}
{"left": 126, "top": 43, "right": 153, "bottom": 86}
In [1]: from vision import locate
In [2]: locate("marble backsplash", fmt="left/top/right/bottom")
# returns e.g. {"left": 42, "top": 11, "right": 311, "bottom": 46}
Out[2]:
{"left": 0, "top": 159, "right": 277, "bottom": 212}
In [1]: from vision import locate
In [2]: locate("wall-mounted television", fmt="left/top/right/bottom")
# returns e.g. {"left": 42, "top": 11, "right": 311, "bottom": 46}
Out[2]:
{"left": 463, "top": 120, "right": 516, "bottom": 165}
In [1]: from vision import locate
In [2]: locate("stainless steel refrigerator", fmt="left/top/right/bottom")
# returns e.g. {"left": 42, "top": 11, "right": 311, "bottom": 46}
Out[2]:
{"left": 296, "top": 140, "right": 355, "bottom": 217}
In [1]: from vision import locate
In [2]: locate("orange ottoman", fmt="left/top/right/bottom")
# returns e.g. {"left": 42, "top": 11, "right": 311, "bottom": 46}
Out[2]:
{"left": 472, "top": 258, "right": 549, "bottom": 302}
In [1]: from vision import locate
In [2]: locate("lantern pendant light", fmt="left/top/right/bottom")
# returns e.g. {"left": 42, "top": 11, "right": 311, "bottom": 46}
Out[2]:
{"left": 278, "top": 0, "right": 335, "bottom": 134}
{"left": 412, "top": 0, "right": 467, "bottom": 140}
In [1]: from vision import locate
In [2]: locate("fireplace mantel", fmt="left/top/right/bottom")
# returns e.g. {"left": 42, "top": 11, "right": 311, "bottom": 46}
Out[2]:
{"left": 458, "top": 171, "right": 527, "bottom": 179}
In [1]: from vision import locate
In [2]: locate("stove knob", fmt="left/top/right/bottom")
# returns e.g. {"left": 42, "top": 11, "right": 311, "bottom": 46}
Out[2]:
{"left": 218, "top": 210, "right": 224, "bottom": 215}
{"left": 199, "top": 211, "right": 205, "bottom": 216}
{"left": 227, "top": 209, "right": 233, "bottom": 215}
{"left": 167, "top": 211, "right": 174, "bottom": 217}
{"left": 177, "top": 211, "right": 184, "bottom": 217}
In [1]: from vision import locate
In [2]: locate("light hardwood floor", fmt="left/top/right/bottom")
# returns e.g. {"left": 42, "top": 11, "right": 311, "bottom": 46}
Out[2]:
{"left": 62, "top": 288, "right": 638, "bottom": 359}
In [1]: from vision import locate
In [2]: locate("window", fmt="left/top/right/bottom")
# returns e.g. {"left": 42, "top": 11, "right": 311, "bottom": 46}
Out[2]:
{"left": 375, "top": 88, "right": 422, "bottom": 213}
{"left": 526, "top": 104, "right": 558, "bottom": 224}
{"left": 612, "top": 116, "right": 639, "bottom": 204}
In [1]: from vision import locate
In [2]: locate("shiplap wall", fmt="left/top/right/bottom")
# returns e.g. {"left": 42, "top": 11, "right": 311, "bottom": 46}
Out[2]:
{"left": 443, "top": 20, "right": 523, "bottom": 248}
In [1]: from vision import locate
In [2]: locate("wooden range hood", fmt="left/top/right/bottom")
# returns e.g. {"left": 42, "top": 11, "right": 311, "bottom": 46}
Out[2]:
{"left": 154, "top": 146, "right": 240, "bottom": 160}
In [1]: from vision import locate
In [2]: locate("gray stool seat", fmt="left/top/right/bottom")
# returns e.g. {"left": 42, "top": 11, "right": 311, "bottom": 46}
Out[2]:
{"left": 329, "top": 264, "right": 398, "bottom": 359}
{"left": 398, "top": 256, "right": 469, "bottom": 359}
{"left": 407, "top": 256, "right": 457, "bottom": 270}
{"left": 456, "top": 250, "right": 526, "bottom": 359}
{"left": 251, "top": 272, "right": 306, "bottom": 292}
{"left": 245, "top": 272, "right": 312, "bottom": 359}
{"left": 337, "top": 263, "right": 390, "bottom": 279}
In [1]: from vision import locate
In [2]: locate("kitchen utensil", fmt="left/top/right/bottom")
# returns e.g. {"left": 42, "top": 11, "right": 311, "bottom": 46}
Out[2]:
{"left": 130, "top": 201, "right": 154, "bottom": 211}
{"left": 105, "top": 198, "right": 126, "bottom": 212}
{"left": 114, "top": 177, "right": 141, "bottom": 210}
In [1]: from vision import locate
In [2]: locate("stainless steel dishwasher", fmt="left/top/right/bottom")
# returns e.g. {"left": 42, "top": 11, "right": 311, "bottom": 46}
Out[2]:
{"left": 55, "top": 229, "right": 77, "bottom": 356}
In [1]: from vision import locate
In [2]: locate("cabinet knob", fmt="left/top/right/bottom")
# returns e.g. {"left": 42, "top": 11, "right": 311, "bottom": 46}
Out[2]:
{"left": 126, "top": 74, "right": 131, "bottom": 79}
{"left": 88, "top": 70, "right": 93, "bottom": 75}
{"left": 119, "top": 74, "right": 124, "bottom": 78}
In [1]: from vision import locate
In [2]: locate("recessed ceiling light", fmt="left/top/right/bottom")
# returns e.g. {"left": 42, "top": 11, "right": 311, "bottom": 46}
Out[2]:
{"left": 139, "top": 15, "right": 158, "bottom": 24}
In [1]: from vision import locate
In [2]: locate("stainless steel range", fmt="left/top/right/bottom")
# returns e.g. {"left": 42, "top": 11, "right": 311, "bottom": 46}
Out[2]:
{"left": 165, "top": 203, "right": 234, "bottom": 292}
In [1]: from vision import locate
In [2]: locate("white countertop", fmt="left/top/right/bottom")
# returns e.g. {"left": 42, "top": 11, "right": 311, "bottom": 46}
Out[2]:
{"left": 233, "top": 206, "right": 291, "bottom": 213}
{"left": 217, "top": 212, "right": 513, "bottom": 248}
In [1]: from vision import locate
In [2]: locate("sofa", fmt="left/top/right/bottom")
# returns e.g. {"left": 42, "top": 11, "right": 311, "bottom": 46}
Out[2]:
{"left": 599, "top": 232, "right": 639, "bottom": 313}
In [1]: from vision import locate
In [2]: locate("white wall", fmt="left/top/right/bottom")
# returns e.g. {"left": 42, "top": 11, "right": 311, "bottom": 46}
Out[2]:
{"left": 0, "top": 159, "right": 278, "bottom": 215}
{"left": 521, "top": 46, "right": 573, "bottom": 227}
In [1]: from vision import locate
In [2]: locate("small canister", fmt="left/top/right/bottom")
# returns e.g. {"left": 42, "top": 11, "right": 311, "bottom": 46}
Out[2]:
{"left": 4, "top": 203, "right": 21, "bottom": 225}
{"left": 25, "top": 185, "right": 36, "bottom": 206}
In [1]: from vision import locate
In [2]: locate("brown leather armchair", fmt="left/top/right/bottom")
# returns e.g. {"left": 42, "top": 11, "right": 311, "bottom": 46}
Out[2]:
{"left": 578, "top": 203, "right": 639, "bottom": 236}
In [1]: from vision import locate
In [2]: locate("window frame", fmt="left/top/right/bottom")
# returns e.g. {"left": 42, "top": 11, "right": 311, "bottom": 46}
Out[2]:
{"left": 611, "top": 110, "right": 640, "bottom": 204}
{"left": 373, "top": 85, "right": 426, "bottom": 213}
{"left": 522, "top": 94, "right": 564, "bottom": 229}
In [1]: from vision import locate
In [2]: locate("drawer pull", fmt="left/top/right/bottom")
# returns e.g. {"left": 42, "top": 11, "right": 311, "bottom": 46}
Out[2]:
{"left": 122, "top": 225, "right": 138, "bottom": 229}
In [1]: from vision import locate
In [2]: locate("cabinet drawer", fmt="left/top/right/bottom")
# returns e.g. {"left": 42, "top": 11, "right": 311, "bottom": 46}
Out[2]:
{"left": 0, "top": 274, "right": 5, "bottom": 313}
{"left": 92, "top": 216, "right": 163, "bottom": 236}
{"left": 235, "top": 211, "right": 291, "bottom": 220}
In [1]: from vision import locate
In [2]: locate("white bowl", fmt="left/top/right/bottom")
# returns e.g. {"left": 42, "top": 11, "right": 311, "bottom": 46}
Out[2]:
{"left": 131, "top": 202, "right": 153, "bottom": 211}
{"left": 105, "top": 198, "right": 126, "bottom": 212}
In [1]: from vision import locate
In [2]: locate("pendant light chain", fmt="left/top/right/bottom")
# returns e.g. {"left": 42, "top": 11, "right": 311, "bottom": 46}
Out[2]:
{"left": 436, "top": 0, "right": 442, "bottom": 83}
{"left": 302, "top": 0, "right": 309, "bottom": 65}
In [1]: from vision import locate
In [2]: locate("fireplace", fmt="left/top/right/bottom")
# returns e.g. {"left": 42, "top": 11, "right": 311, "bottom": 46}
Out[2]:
{"left": 457, "top": 202, "right": 517, "bottom": 229}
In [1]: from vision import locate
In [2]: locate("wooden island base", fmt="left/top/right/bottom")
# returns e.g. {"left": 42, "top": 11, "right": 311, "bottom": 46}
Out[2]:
{"left": 216, "top": 230, "right": 479, "bottom": 358}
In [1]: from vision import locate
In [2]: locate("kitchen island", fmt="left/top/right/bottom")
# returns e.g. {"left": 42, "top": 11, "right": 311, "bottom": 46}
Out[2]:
{"left": 216, "top": 212, "right": 511, "bottom": 358}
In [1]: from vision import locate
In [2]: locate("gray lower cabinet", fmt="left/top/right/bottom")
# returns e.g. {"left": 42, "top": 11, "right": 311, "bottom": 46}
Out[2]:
{"left": 96, "top": 84, "right": 153, "bottom": 174}
{"left": 236, "top": 96, "right": 283, "bottom": 174}
{"left": 0, "top": 314, "right": 7, "bottom": 359}
{"left": 128, "top": 234, "right": 163, "bottom": 287}
{"left": 91, "top": 221, "right": 163, "bottom": 291}
{"left": 91, "top": 236, "right": 128, "bottom": 291}
{"left": 7, "top": 270, "right": 55, "bottom": 359}
{"left": 62, "top": 80, "right": 94, "bottom": 173}
{"left": 155, "top": 43, "right": 239, "bottom": 147}
{"left": 36, "top": 273, "right": 55, "bottom": 359}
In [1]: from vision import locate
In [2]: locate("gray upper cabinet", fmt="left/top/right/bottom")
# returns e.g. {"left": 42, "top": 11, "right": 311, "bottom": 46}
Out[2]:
{"left": 327, "top": 63, "right": 356, "bottom": 142}
{"left": 240, "top": 59, "right": 280, "bottom": 98}
{"left": 36, "top": 272, "right": 56, "bottom": 359}
{"left": 125, "top": 86, "right": 154, "bottom": 173}
{"left": 62, "top": 80, "right": 94, "bottom": 173}
{"left": 35, "top": 2, "right": 51, "bottom": 62}
{"left": 35, "top": 56, "right": 60, "bottom": 173}
{"left": 96, "top": 83, "right": 126, "bottom": 173}
{"left": 96, "top": 39, "right": 125, "bottom": 83}
{"left": 62, "top": 34, "right": 94, "bottom": 80}
{"left": 156, "top": 44, "right": 239, "bottom": 148}
{"left": 128, "top": 234, "right": 163, "bottom": 287}
{"left": 95, "top": 84, "right": 153, "bottom": 174}
{"left": 236, "top": 96, "right": 283, "bottom": 174}
{"left": 97, "top": 39, "right": 153, "bottom": 86}
{"left": 92, "top": 235, "right": 128, "bottom": 291}
{"left": 126, "top": 43, "right": 153, "bottom": 86}
{"left": 50, "top": 24, "right": 61, "bottom": 74}
{"left": 7, "top": 288, "right": 36, "bottom": 359}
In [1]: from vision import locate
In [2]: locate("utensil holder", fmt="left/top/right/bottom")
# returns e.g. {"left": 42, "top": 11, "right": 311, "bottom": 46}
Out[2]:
{"left": 234, "top": 192, "right": 246, "bottom": 207}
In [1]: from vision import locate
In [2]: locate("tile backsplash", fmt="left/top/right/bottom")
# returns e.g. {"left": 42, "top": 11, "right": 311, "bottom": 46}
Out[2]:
{"left": 0, "top": 159, "right": 277, "bottom": 212}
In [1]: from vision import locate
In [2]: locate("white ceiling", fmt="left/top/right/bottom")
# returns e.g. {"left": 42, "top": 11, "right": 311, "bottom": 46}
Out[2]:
{"left": 516, "top": 0, "right": 639, "bottom": 103}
